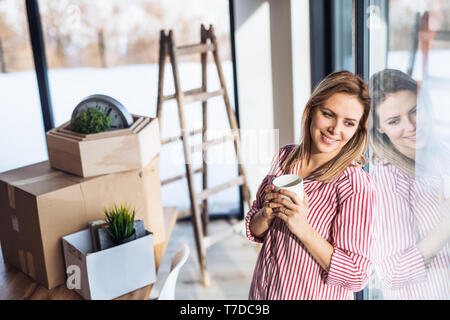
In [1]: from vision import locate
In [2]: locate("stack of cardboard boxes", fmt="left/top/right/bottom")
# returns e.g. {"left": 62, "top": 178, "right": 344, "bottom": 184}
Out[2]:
{"left": 0, "top": 115, "right": 164, "bottom": 291}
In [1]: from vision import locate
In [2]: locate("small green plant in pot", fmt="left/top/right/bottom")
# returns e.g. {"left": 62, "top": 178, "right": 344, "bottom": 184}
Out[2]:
{"left": 104, "top": 203, "right": 136, "bottom": 246}
{"left": 70, "top": 108, "right": 111, "bottom": 134}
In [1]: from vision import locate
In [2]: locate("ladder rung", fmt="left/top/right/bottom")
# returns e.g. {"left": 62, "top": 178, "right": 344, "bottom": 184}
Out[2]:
{"left": 175, "top": 43, "right": 215, "bottom": 56}
{"left": 178, "top": 202, "right": 207, "bottom": 219}
{"left": 435, "top": 30, "right": 450, "bottom": 41}
{"left": 161, "top": 128, "right": 203, "bottom": 145}
{"left": 203, "top": 220, "right": 244, "bottom": 248}
{"left": 161, "top": 88, "right": 203, "bottom": 102}
{"left": 184, "top": 89, "right": 224, "bottom": 104}
{"left": 161, "top": 88, "right": 224, "bottom": 104}
{"left": 419, "top": 30, "right": 450, "bottom": 42}
{"left": 196, "top": 175, "right": 245, "bottom": 201}
{"left": 161, "top": 167, "right": 204, "bottom": 186}
{"left": 190, "top": 132, "right": 237, "bottom": 153}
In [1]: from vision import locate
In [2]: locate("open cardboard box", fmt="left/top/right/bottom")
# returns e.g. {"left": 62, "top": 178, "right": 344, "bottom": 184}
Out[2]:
{"left": 46, "top": 114, "right": 160, "bottom": 178}
{"left": 0, "top": 156, "right": 164, "bottom": 289}
{"left": 62, "top": 229, "right": 156, "bottom": 300}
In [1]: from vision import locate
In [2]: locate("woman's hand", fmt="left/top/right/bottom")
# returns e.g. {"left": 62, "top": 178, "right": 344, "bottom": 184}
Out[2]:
{"left": 440, "top": 198, "right": 450, "bottom": 238}
{"left": 262, "top": 184, "right": 282, "bottom": 221}
{"left": 417, "top": 198, "right": 450, "bottom": 261}
{"left": 248, "top": 184, "right": 280, "bottom": 239}
{"left": 272, "top": 189, "right": 334, "bottom": 271}
{"left": 272, "top": 189, "right": 310, "bottom": 239}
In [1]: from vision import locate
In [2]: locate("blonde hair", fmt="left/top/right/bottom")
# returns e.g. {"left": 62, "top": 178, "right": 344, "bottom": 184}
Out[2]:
{"left": 369, "top": 69, "right": 417, "bottom": 177}
{"left": 281, "top": 71, "right": 371, "bottom": 182}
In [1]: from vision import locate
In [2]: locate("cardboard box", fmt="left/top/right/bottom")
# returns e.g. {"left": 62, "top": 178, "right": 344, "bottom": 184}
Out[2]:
{"left": 0, "top": 156, "right": 165, "bottom": 289}
{"left": 46, "top": 115, "right": 160, "bottom": 178}
{"left": 62, "top": 229, "right": 156, "bottom": 300}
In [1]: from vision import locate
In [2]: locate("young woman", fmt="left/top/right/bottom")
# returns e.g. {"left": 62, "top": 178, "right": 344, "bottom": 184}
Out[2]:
{"left": 369, "top": 69, "right": 449, "bottom": 299}
{"left": 245, "top": 71, "right": 375, "bottom": 300}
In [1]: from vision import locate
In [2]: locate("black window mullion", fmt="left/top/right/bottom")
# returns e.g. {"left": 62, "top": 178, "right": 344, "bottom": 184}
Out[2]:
{"left": 309, "top": 0, "right": 333, "bottom": 89}
{"left": 355, "top": 0, "right": 370, "bottom": 82}
{"left": 354, "top": 0, "right": 370, "bottom": 301}
{"left": 229, "top": 0, "right": 244, "bottom": 220}
{"left": 25, "top": 0, "right": 54, "bottom": 132}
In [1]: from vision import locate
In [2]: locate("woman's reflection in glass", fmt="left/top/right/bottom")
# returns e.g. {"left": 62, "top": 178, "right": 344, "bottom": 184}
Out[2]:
{"left": 369, "top": 69, "right": 449, "bottom": 299}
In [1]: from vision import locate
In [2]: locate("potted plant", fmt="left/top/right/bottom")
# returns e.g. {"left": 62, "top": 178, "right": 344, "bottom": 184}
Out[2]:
{"left": 103, "top": 203, "right": 137, "bottom": 246}
{"left": 46, "top": 111, "right": 160, "bottom": 178}
{"left": 62, "top": 202, "right": 157, "bottom": 299}
{"left": 70, "top": 108, "right": 111, "bottom": 134}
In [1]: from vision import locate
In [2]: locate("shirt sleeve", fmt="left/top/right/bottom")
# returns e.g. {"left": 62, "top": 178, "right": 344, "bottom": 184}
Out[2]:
{"left": 245, "top": 175, "right": 272, "bottom": 243}
{"left": 371, "top": 164, "right": 428, "bottom": 289}
{"left": 374, "top": 246, "right": 426, "bottom": 289}
{"left": 245, "top": 145, "right": 291, "bottom": 243}
{"left": 324, "top": 169, "right": 375, "bottom": 292}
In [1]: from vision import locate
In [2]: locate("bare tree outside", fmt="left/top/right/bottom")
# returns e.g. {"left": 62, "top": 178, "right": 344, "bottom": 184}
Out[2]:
{"left": 0, "top": 0, "right": 231, "bottom": 71}
{"left": 0, "top": 0, "right": 34, "bottom": 72}
{"left": 389, "top": 0, "right": 450, "bottom": 51}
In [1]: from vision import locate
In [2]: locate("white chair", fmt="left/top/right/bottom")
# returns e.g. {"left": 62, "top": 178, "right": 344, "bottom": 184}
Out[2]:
{"left": 156, "top": 244, "right": 190, "bottom": 300}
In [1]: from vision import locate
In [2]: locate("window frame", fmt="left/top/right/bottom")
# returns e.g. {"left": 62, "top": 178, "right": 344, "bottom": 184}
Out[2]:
{"left": 24, "top": 0, "right": 243, "bottom": 220}
{"left": 25, "top": 0, "right": 54, "bottom": 132}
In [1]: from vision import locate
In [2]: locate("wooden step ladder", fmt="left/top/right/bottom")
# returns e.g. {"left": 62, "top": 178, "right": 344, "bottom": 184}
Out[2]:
{"left": 156, "top": 24, "right": 252, "bottom": 286}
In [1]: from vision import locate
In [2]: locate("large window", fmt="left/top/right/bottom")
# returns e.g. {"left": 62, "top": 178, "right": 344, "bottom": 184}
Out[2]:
{"left": 332, "top": 0, "right": 354, "bottom": 72}
{"left": 0, "top": 0, "right": 47, "bottom": 172}
{"left": 367, "top": 0, "right": 450, "bottom": 300}
{"left": 1, "top": 0, "right": 240, "bottom": 216}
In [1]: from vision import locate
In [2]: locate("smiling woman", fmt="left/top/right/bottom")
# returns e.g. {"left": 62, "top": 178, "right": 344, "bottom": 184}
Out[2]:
{"left": 369, "top": 69, "right": 420, "bottom": 175}
{"left": 375, "top": 90, "right": 419, "bottom": 160}
{"left": 310, "top": 93, "right": 363, "bottom": 155}
{"left": 281, "top": 71, "right": 371, "bottom": 182}
{"left": 369, "top": 69, "right": 450, "bottom": 300}
{"left": 245, "top": 71, "right": 375, "bottom": 300}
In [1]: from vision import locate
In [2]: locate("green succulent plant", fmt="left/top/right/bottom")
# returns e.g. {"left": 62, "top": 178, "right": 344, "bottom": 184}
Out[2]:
{"left": 70, "top": 107, "right": 111, "bottom": 134}
{"left": 104, "top": 203, "right": 136, "bottom": 245}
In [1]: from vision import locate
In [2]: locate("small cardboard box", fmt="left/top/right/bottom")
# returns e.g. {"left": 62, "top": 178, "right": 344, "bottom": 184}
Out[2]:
{"left": 46, "top": 115, "right": 160, "bottom": 178}
{"left": 62, "top": 229, "right": 156, "bottom": 300}
{"left": 0, "top": 156, "right": 164, "bottom": 289}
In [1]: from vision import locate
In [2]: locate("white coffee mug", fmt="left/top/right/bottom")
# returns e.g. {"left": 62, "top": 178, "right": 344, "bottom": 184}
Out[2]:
{"left": 272, "top": 174, "right": 304, "bottom": 202}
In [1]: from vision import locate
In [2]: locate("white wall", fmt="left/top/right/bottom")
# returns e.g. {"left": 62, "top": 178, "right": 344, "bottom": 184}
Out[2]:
{"left": 234, "top": 0, "right": 274, "bottom": 210}
{"left": 269, "top": 0, "right": 295, "bottom": 146}
{"left": 291, "top": 0, "right": 312, "bottom": 143}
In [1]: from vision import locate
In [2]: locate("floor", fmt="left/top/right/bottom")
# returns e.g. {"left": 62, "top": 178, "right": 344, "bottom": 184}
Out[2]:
{"left": 149, "top": 218, "right": 261, "bottom": 300}
{"left": 0, "top": 216, "right": 260, "bottom": 300}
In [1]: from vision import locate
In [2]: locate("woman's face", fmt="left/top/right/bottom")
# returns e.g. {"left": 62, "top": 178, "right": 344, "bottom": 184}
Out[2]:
{"left": 376, "top": 90, "right": 422, "bottom": 159}
{"left": 309, "top": 92, "right": 364, "bottom": 156}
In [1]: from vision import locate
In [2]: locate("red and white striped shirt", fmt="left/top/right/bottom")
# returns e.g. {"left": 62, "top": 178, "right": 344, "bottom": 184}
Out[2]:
{"left": 246, "top": 144, "right": 375, "bottom": 300}
{"left": 371, "top": 160, "right": 450, "bottom": 299}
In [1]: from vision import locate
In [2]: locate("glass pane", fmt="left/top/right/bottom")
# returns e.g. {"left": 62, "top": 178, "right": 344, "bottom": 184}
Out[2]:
{"left": 0, "top": 0, "right": 47, "bottom": 172}
{"left": 368, "top": 0, "right": 450, "bottom": 299}
{"left": 39, "top": 0, "right": 238, "bottom": 215}
{"left": 332, "top": 0, "right": 354, "bottom": 72}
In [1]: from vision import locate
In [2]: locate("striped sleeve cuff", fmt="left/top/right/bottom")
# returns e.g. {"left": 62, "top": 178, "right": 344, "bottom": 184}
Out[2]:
{"left": 378, "top": 246, "right": 427, "bottom": 289}
{"left": 245, "top": 205, "right": 265, "bottom": 243}
{"left": 325, "top": 248, "right": 370, "bottom": 292}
